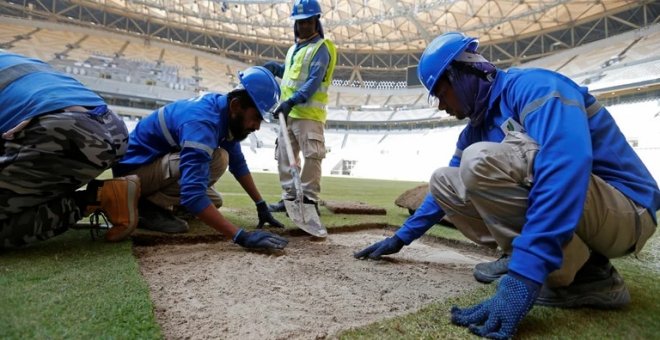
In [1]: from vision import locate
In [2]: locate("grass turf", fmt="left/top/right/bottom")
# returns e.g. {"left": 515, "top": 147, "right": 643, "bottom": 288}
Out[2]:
{"left": 1, "top": 172, "right": 658, "bottom": 339}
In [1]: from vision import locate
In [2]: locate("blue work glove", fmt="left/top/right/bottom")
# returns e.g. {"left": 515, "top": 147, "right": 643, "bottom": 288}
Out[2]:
{"left": 263, "top": 61, "right": 282, "bottom": 76}
{"left": 273, "top": 99, "right": 293, "bottom": 120}
{"left": 233, "top": 228, "right": 289, "bottom": 250}
{"left": 353, "top": 235, "right": 405, "bottom": 260}
{"left": 451, "top": 272, "right": 541, "bottom": 339}
{"left": 256, "top": 200, "right": 285, "bottom": 229}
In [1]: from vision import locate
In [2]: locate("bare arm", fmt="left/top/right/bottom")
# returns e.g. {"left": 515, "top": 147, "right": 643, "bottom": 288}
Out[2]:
{"left": 196, "top": 204, "right": 240, "bottom": 239}
{"left": 235, "top": 173, "right": 263, "bottom": 203}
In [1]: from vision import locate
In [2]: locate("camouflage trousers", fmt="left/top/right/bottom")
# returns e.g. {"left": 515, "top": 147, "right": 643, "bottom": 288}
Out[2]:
{"left": 0, "top": 109, "right": 128, "bottom": 248}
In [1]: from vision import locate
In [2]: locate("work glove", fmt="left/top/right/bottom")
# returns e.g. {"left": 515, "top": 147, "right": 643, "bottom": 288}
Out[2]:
{"left": 353, "top": 235, "right": 405, "bottom": 260}
{"left": 256, "top": 200, "right": 285, "bottom": 229}
{"left": 273, "top": 99, "right": 293, "bottom": 120}
{"left": 233, "top": 228, "right": 289, "bottom": 250}
{"left": 263, "top": 61, "right": 282, "bottom": 76}
{"left": 451, "top": 272, "right": 541, "bottom": 339}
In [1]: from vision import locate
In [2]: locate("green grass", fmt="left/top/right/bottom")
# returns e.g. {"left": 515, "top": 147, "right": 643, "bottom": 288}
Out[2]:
{"left": 0, "top": 231, "right": 161, "bottom": 339}
{"left": 215, "top": 172, "right": 425, "bottom": 230}
{"left": 337, "top": 214, "right": 660, "bottom": 339}
{"left": 1, "top": 172, "right": 658, "bottom": 339}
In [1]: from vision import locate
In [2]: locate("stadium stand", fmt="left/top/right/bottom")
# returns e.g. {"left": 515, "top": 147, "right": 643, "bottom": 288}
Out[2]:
{"left": 2, "top": 19, "right": 658, "bottom": 182}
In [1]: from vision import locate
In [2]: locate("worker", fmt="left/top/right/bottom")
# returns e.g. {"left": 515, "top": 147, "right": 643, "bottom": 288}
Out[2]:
{"left": 264, "top": 0, "right": 337, "bottom": 215}
{"left": 355, "top": 32, "right": 658, "bottom": 338}
{"left": 113, "top": 66, "right": 288, "bottom": 251}
{"left": 1, "top": 51, "right": 139, "bottom": 247}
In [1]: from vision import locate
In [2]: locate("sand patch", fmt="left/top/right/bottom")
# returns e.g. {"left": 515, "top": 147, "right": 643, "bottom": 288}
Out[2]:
{"left": 135, "top": 229, "right": 492, "bottom": 339}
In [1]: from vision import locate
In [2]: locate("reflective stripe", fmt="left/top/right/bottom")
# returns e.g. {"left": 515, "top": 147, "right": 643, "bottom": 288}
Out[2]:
{"left": 586, "top": 101, "right": 602, "bottom": 118}
{"left": 182, "top": 141, "right": 214, "bottom": 157}
{"left": 281, "top": 78, "right": 329, "bottom": 93}
{"left": 296, "top": 100, "right": 327, "bottom": 110}
{"left": 520, "top": 91, "right": 588, "bottom": 124}
{"left": 0, "top": 62, "right": 53, "bottom": 92}
{"left": 296, "top": 43, "right": 318, "bottom": 81}
{"left": 454, "top": 148, "right": 463, "bottom": 159}
{"left": 281, "top": 78, "right": 304, "bottom": 88}
{"left": 158, "top": 107, "right": 178, "bottom": 148}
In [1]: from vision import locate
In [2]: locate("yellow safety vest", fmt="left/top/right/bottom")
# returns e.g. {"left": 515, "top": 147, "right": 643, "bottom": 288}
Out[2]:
{"left": 281, "top": 38, "right": 337, "bottom": 123}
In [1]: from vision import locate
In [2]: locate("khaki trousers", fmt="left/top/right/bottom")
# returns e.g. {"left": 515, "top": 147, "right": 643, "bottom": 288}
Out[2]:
{"left": 275, "top": 117, "right": 326, "bottom": 201}
{"left": 429, "top": 132, "right": 656, "bottom": 287}
{"left": 127, "top": 148, "right": 228, "bottom": 209}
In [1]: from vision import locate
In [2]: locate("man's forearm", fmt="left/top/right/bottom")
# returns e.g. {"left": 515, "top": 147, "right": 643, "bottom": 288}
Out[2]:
{"left": 236, "top": 173, "right": 262, "bottom": 203}
{"left": 196, "top": 204, "right": 240, "bottom": 238}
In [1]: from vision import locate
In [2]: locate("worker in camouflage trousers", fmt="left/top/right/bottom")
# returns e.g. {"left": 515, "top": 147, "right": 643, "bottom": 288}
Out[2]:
{"left": 0, "top": 51, "right": 140, "bottom": 248}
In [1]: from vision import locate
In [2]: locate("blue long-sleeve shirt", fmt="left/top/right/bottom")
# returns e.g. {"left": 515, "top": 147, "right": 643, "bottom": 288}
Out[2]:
{"left": 267, "top": 36, "right": 330, "bottom": 105}
{"left": 0, "top": 52, "right": 106, "bottom": 134}
{"left": 113, "top": 94, "right": 250, "bottom": 214}
{"left": 396, "top": 67, "right": 660, "bottom": 284}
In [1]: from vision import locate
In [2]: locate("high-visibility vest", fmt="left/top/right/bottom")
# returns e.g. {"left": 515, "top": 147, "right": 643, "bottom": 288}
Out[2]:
{"left": 281, "top": 38, "right": 337, "bottom": 123}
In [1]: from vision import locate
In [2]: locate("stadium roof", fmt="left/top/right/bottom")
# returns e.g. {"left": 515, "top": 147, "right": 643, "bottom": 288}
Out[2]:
{"left": 81, "top": 0, "right": 640, "bottom": 52}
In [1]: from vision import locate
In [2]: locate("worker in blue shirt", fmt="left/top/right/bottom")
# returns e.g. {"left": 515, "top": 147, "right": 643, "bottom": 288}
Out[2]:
{"left": 113, "top": 66, "right": 288, "bottom": 251}
{"left": 1, "top": 51, "right": 140, "bottom": 247}
{"left": 355, "top": 32, "right": 659, "bottom": 339}
{"left": 263, "top": 0, "right": 337, "bottom": 215}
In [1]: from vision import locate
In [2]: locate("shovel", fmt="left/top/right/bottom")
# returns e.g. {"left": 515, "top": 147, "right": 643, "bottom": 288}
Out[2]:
{"left": 277, "top": 112, "right": 327, "bottom": 238}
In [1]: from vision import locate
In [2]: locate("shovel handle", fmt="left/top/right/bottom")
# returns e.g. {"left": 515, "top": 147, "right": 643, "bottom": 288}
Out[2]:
{"left": 278, "top": 113, "right": 298, "bottom": 168}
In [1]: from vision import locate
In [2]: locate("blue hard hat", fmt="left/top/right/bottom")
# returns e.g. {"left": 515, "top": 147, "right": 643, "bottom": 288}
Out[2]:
{"left": 417, "top": 32, "right": 479, "bottom": 93}
{"left": 291, "top": 0, "right": 322, "bottom": 20}
{"left": 237, "top": 66, "right": 281, "bottom": 122}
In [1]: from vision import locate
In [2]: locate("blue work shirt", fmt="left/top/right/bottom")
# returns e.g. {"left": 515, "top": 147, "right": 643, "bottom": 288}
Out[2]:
{"left": 113, "top": 94, "right": 250, "bottom": 214}
{"left": 267, "top": 35, "right": 330, "bottom": 105}
{"left": 396, "top": 67, "right": 660, "bottom": 284}
{"left": 0, "top": 52, "right": 106, "bottom": 134}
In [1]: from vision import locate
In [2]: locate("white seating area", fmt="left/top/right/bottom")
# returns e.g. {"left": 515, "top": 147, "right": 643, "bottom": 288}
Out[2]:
{"left": 241, "top": 100, "right": 660, "bottom": 182}
{"left": 520, "top": 23, "right": 660, "bottom": 92}
{"left": 0, "top": 21, "right": 242, "bottom": 94}
{"left": 3, "top": 19, "right": 659, "bottom": 182}
{"left": 234, "top": 124, "right": 465, "bottom": 181}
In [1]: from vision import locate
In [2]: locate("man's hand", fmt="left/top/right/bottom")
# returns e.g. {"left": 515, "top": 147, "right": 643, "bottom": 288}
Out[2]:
{"left": 263, "top": 61, "right": 281, "bottom": 76}
{"left": 256, "top": 200, "right": 285, "bottom": 229}
{"left": 450, "top": 273, "right": 540, "bottom": 339}
{"left": 273, "top": 100, "right": 293, "bottom": 119}
{"left": 354, "top": 235, "right": 405, "bottom": 260}
{"left": 233, "top": 228, "right": 289, "bottom": 250}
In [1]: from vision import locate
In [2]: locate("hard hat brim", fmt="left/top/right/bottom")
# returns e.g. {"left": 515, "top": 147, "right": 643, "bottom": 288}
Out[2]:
{"left": 291, "top": 13, "right": 319, "bottom": 20}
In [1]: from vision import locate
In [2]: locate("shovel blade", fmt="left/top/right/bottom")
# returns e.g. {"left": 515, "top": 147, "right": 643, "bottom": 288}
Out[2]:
{"left": 284, "top": 200, "right": 327, "bottom": 238}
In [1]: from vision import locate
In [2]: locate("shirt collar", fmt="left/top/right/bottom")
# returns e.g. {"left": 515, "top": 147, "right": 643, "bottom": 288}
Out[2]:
{"left": 487, "top": 69, "right": 507, "bottom": 112}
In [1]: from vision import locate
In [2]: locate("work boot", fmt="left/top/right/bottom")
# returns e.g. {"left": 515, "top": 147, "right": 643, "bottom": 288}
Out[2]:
{"left": 137, "top": 199, "right": 189, "bottom": 233}
{"left": 268, "top": 200, "right": 287, "bottom": 213}
{"left": 535, "top": 253, "right": 630, "bottom": 309}
{"left": 172, "top": 205, "right": 196, "bottom": 221}
{"left": 84, "top": 175, "right": 141, "bottom": 242}
{"left": 473, "top": 254, "right": 510, "bottom": 283}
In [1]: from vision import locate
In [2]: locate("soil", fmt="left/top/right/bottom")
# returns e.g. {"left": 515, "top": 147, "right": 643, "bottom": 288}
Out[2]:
{"left": 134, "top": 229, "right": 492, "bottom": 340}
{"left": 322, "top": 200, "right": 387, "bottom": 215}
{"left": 394, "top": 184, "right": 428, "bottom": 211}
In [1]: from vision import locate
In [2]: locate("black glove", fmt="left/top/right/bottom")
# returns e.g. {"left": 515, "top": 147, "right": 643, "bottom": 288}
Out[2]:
{"left": 354, "top": 235, "right": 405, "bottom": 260}
{"left": 263, "top": 61, "right": 281, "bottom": 76}
{"left": 256, "top": 200, "right": 285, "bottom": 229}
{"left": 273, "top": 100, "right": 293, "bottom": 119}
{"left": 233, "top": 228, "right": 289, "bottom": 250}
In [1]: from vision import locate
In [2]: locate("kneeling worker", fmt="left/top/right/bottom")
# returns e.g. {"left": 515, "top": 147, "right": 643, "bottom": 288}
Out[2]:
{"left": 355, "top": 32, "right": 658, "bottom": 338}
{"left": 113, "top": 66, "right": 288, "bottom": 251}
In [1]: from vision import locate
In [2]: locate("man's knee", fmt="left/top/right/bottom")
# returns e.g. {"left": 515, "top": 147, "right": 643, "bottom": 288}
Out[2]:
{"left": 457, "top": 143, "right": 488, "bottom": 191}
{"left": 209, "top": 148, "right": 229, "bottom": 182}
{"left": 429, "top": 167, "right": 451, "bottom": 198}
